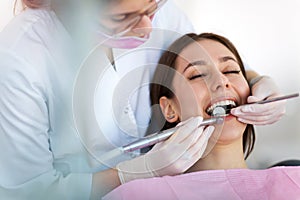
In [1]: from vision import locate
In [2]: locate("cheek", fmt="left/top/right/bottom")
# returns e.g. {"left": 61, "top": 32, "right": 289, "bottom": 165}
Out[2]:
{"left": 194, "top": 83, "right": 210, "bottom": 114}
{"left": 173, "top": 82, "right": 206, "bottom": 120}
{"left": 233, "top": 78, "right": 250, "bottom": 103}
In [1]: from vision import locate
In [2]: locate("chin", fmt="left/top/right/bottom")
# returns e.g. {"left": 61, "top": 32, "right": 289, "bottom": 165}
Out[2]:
{"left": 212, "top": 118, "right": 246, "bottom": 143}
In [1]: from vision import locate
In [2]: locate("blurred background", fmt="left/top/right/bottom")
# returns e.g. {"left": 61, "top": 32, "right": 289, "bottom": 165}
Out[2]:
{"left": 1, "top": 0, "right": 299, "bottom": 169}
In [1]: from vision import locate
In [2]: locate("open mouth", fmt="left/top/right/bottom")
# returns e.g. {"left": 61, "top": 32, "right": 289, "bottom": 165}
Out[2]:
{"left": 206, "top": 100, "right": 237, "bottom": 116}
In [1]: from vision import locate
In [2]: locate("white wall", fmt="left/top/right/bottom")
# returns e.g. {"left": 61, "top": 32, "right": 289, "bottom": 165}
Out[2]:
{"left": 1, "top": 0, "right": 300, "bottom": 169}
{"left": 174, "top": 0, "right": 300, "bottom": 168}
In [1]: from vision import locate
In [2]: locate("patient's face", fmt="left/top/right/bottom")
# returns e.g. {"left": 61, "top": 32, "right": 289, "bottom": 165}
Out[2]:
{"left": 170, "top": 39, "right": 250, "bottom": 142}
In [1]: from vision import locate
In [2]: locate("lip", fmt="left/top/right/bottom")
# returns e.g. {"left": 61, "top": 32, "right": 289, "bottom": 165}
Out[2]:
{"left": 223, "top": 114, "right": 235, "bottom": 120}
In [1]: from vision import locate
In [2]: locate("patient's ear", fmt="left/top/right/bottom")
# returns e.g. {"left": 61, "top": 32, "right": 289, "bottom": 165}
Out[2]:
{"left": 159, "top": 96, "right": 179, "bottom": 123}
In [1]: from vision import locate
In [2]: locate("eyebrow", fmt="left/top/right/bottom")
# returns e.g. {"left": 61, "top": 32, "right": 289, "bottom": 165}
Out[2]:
{"left": 183, "top": 60, "right": 207, "bottom": 73}
{"left": 182, "top": 56, "right": 238, "bottom": 73}
{"left": 219, "top": 56, "right": 237, "bottom": 63}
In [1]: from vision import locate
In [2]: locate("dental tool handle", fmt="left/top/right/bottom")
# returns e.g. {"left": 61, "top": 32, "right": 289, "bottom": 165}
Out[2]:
{"left": 122, "top": 117, "right": 223, "bottom": 153}
{"left": 222, "top": 93, "right": 300, "bottom": 113}
{"left": 251, "top": 93, "right": 299, "bottom": 104}
{"left": 122, "top": 126, "right": 178, "bottom": 153}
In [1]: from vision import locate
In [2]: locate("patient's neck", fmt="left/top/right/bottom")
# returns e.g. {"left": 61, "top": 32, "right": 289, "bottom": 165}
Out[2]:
{"left": 186, "top": 138, "right": 247, "bottom": 173}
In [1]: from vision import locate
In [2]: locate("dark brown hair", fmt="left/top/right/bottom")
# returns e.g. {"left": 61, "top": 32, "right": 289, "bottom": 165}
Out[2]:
{"left": 149, "top": 33, "right": 255, "bottom": 159}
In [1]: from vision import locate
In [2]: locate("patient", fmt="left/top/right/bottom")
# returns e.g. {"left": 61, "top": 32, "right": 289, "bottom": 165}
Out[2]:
{"left": 103, "top": 33, "right": 300, "bottom": 199}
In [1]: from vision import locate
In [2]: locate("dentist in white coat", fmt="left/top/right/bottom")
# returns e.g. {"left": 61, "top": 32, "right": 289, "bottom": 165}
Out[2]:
{"left": 0, "top": 0, "right": 285, "bottom": 199}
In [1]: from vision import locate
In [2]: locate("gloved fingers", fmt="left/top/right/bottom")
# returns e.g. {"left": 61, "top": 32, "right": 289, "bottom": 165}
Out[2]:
{"left": 236, "top": 110, "right": 284, "bottom": 125}
{"left": 153, "top": 125, "right": 205, "bottom": 164}
{"left": 247, "top": 76, "right": 286, "bottom": 125}
{"left": 117, "top": 125, "right": 212, "bottom": 182}
{"left": 163, "top": 116, "right": 203, "bottom": 145}
{"left": 145, "top": 146, "right": 183, "bottom": 176}
{"left": 150, "top": 116, "right": 203, "bottom": 152}
{"left": 247, "top": 95, "right": 264, "bottom": 103}
{"left": 149, "top": 140, "right": 164, "bottom": 152}
{"left": 232, "top": 101, "right": 284, "bottom": 116}
{"left": 237, "top": 117, "right": 277, "bottom": 125}
{"left": 146, "top": 126, "right": 208, "bottom": 174}
{"left": 175, "top": 126, "right": 205, "bottom": 154}
{"left": 183, "top": 139, "right": 209, "bottom": 169}
{"left": 236, "top": 106, "right": 285, "bottom": 125}
{"left": 236, "top": 108, "right": 285, "bottom": 124}
{"left": 168, "top": 126, "right": 213, "bottom": 171}
{"left": 160, "top": 126, "right": 214, "bottom": 174}
{"left": 182, "top": 126, "right": 214, "bottom": 160}
{"left": 245, "top": 94, "right": 285, "bottom": 115}
{"left": 231, "top": 101, "right": 285, "bottom": 125}
{"left": 167, "top": 125, "right": 214, "bottom": 161}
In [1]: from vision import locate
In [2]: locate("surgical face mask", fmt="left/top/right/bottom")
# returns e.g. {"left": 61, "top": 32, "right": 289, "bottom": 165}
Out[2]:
{"left": 96, "top": 0, "right": 167, "bottom": 49}
{"left": 97, "top": 31, "right": 149, "bottom": 49}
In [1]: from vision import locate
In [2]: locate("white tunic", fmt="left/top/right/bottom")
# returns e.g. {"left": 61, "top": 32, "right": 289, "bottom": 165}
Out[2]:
{"left": 0, "top": 0, "right": 194, "bottom": 199}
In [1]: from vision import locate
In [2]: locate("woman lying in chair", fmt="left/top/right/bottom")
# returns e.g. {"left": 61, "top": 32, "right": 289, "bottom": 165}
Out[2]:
{"left": 103, "top": 33, "right": 300, "bottom": 200}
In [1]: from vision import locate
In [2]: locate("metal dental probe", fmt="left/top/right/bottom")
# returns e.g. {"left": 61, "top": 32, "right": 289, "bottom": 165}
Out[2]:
{"left": 222, "top": 93, "right": 299, "bottom": 114}
{"left": 250, "top": 93, "right": 299, "bottom": 104}
{"left": 121, "top": 107, "right": 226, "bottom": 153}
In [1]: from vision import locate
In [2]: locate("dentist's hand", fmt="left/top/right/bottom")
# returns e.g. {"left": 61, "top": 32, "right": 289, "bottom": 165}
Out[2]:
{"left": 116, "top": 116, "right": 214, "bottom": 184}
{"left": 231, "top": 76, "right": 286, "bottom": 125}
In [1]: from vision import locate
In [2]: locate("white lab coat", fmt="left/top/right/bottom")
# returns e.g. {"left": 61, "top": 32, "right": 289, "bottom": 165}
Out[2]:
{"left": 0, "top": 0, "right": 194, "bottom": 199}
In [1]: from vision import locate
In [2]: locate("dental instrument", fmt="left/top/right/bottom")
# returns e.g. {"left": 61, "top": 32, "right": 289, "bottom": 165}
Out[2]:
{"left": 101, "top": 93, "right": 299, "bottom": 160}
{"left": 249, "top": 93, "right": 299, "bottom": 104}
{"left": 122, "top": 107, "right": 226, "bottom": 153}
{"left": 99, "top": 107, "right": 225, "bottom": 162}
{"left": 121, "top": 92, "right": 299, "bottom": 153}
{"left": 222, "top": 93, "right": 299, "bottom": 114}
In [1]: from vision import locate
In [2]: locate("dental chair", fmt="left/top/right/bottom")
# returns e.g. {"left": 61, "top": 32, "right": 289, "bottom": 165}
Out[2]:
{"left": 270, "top": 159, "right": 300, "bottom": 167}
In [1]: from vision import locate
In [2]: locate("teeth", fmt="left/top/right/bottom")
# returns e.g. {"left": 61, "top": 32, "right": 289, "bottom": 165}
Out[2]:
{"left": 206, "top": 100, "right": 236, "bottom": 114}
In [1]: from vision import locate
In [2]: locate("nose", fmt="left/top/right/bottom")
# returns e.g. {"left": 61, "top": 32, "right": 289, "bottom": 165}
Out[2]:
{"left": 210, "top": 71, "right": 230, "bottom": 92}
{"left": 131, "top": 15, "right": 153, "bottom": 37}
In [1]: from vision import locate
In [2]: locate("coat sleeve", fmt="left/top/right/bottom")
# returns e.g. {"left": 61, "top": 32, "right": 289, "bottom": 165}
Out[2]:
{"left": 0, "top": 50, "right": 92, "bottom": 200}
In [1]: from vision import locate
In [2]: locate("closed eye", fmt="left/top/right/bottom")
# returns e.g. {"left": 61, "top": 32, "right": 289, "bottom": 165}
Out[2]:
{"left": 223, "top": 70, "right": 241, "bottom": 75}
{"left": 188, "top": 74, "right": 207, "bottom": 80}
{"left": 111, "top": 14, "right": 128, "bottom": 22}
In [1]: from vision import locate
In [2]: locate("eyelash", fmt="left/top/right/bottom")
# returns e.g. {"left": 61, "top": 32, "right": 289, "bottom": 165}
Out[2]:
{"left": 188, "top": 74, "right": 207, "bottom": 80}
{"left": 223, "top": 70, "right": 241, "bottom": 75}
{"left": 188, "top": 70, "right": 241, "bottom": 80}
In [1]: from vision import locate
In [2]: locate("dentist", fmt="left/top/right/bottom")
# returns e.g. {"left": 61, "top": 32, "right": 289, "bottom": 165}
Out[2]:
{"left": 0, "top": 0, "right": 285, "bottom": 199}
